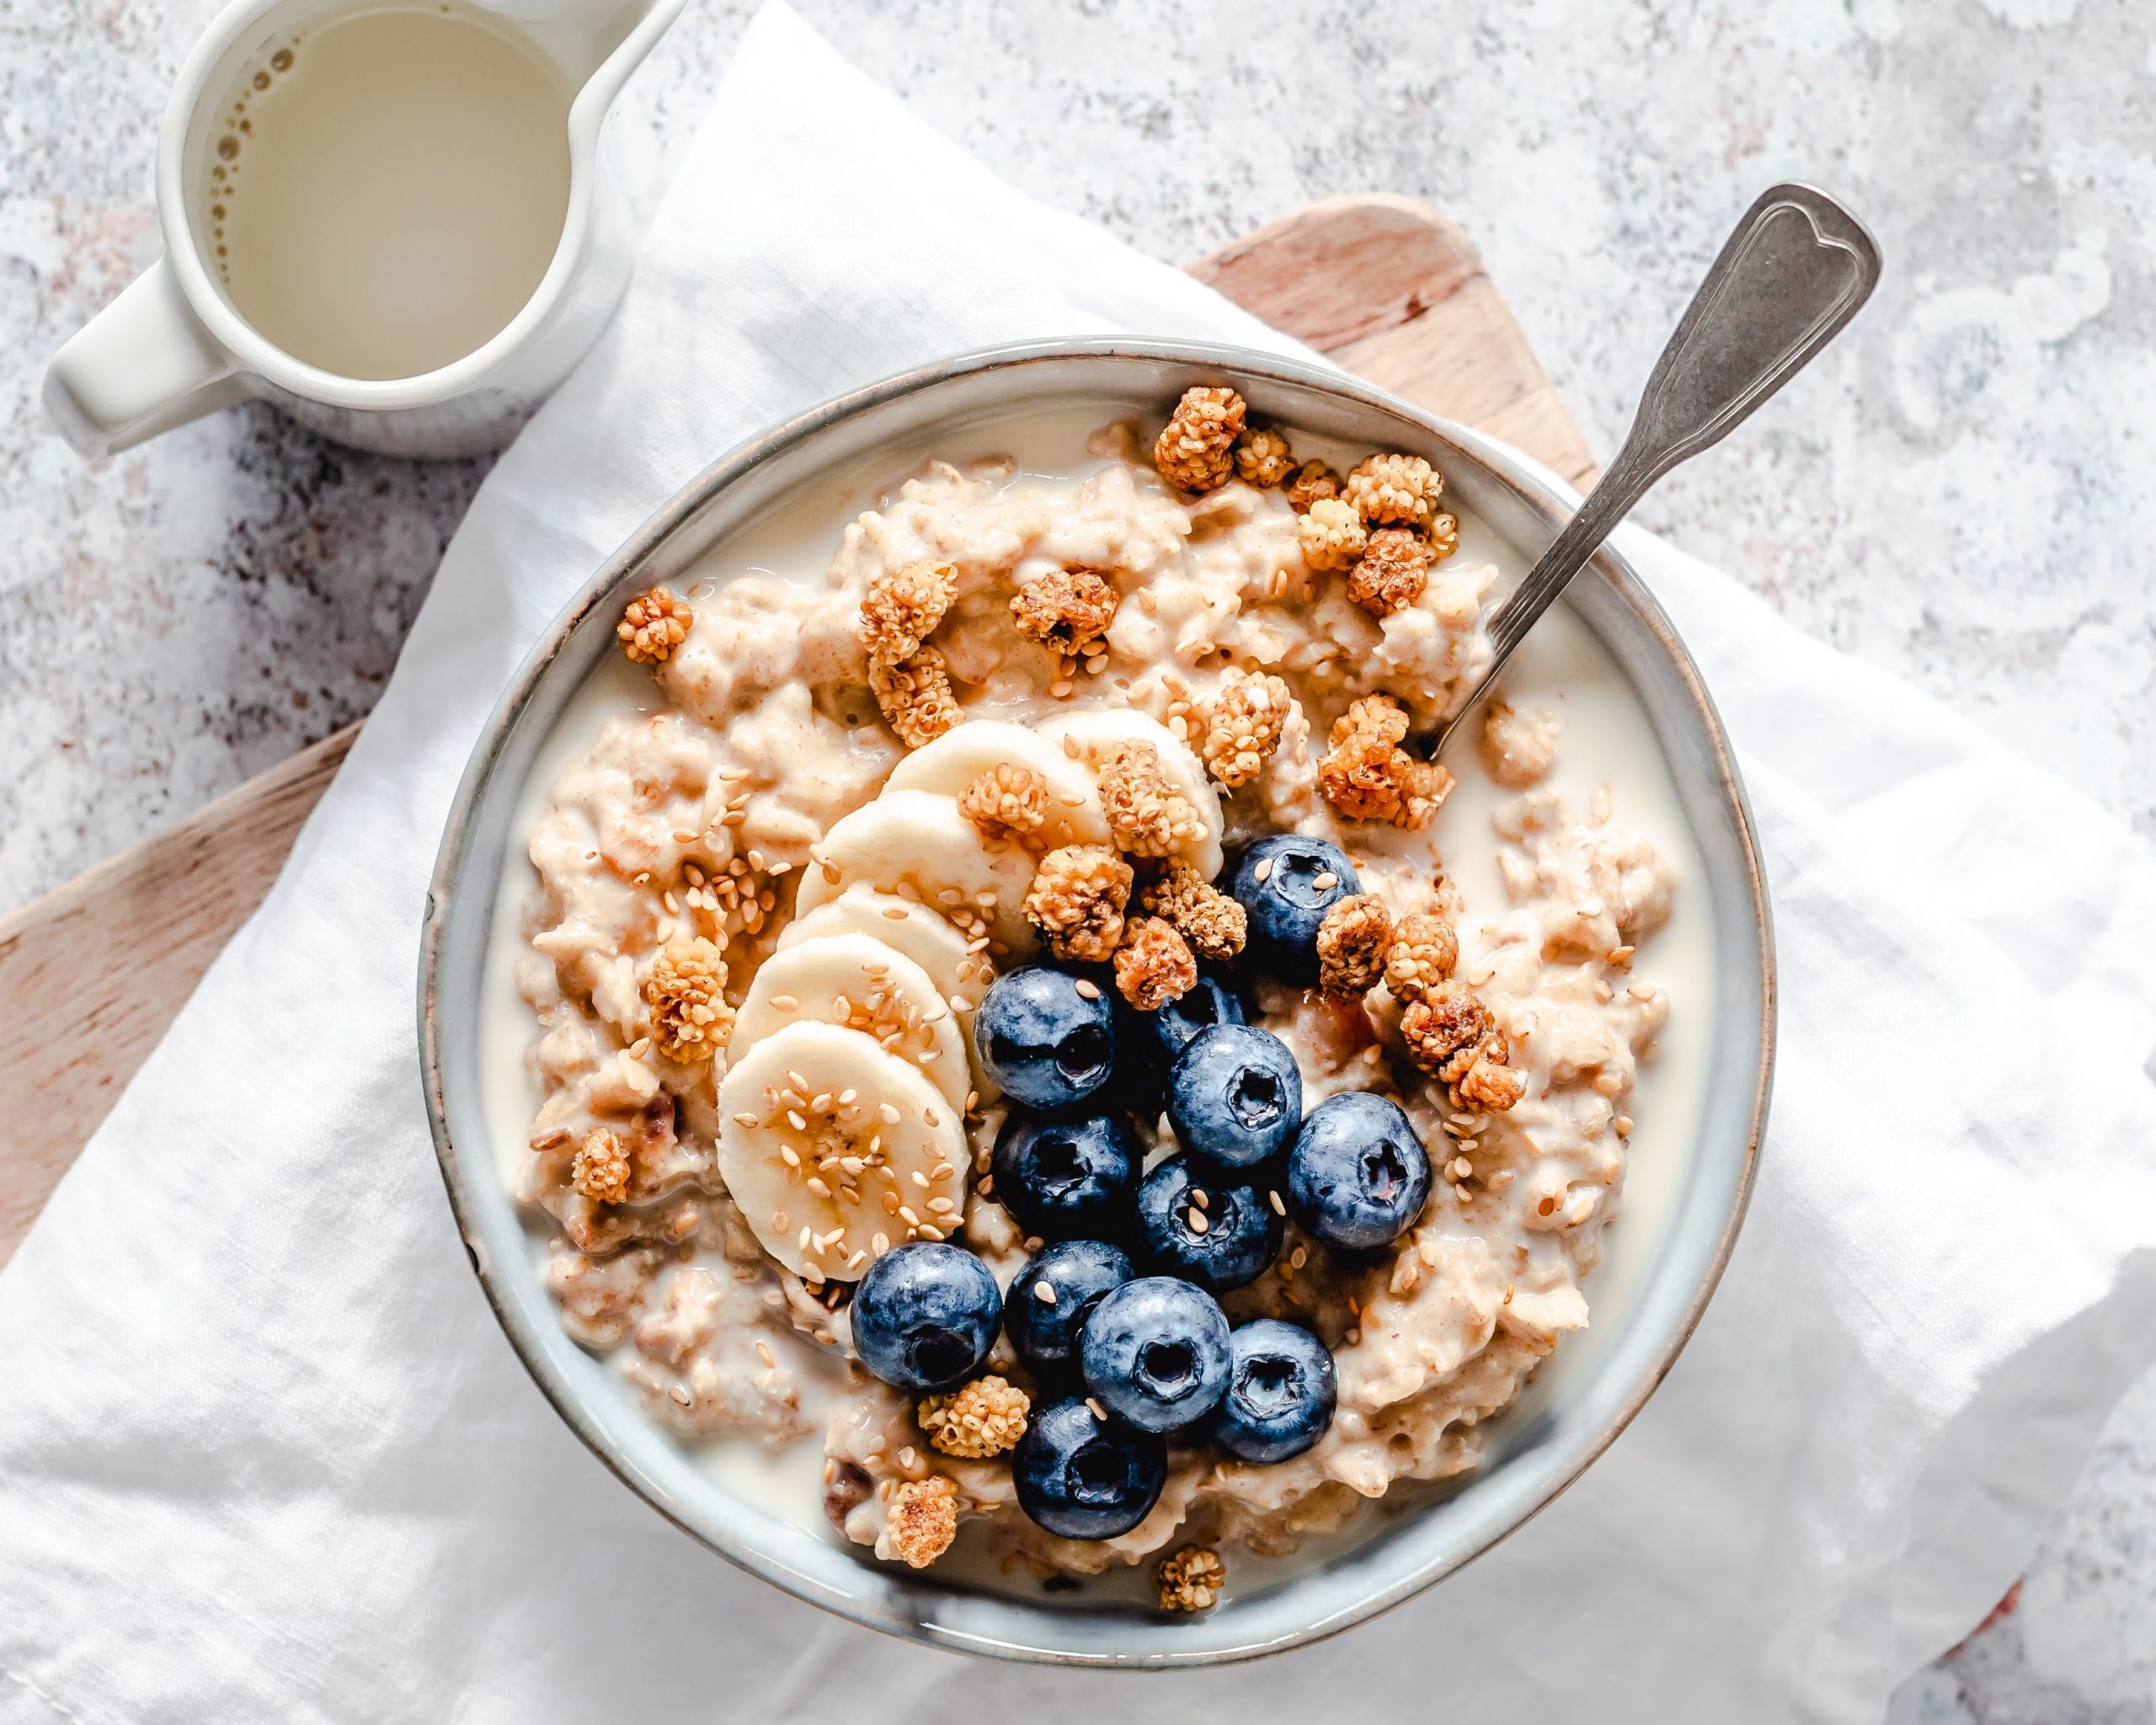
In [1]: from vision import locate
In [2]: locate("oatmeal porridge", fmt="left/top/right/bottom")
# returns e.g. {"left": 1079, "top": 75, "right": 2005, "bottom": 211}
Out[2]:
{"left": 483, "top": 389, "right": 1711, "bottom": 1607}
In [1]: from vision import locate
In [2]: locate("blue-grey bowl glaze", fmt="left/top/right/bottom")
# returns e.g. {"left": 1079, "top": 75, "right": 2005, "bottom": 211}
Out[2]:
{"left": 419, "top": 339, "right": 1774, "bottom": 1667}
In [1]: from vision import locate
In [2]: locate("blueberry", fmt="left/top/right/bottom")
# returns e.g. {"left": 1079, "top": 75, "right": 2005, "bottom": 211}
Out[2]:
{"left": 1229, "top": 836, "right": 1360, "bottom": 985}
{"left": 992, "top": 1108, "right": 1142, "bottom": 1241}
{"left": 974, "top": 964, "right": 1116, "bottom": 1113}
{"left": 1006, "top": 1240, "right": 1136, "bottom": 1379}
{"left": 1209, "top": 1319, "right": 1337, "bottom": 1463}
{"left": 1167, "top": 1023, "right": 1304, "bottom": 1171}
{"left": 850, "top": 1242, "right": 1003, "bottom": 1393}
{"left": 1080, "top": 1275, "right": 1232, "bottom": 1432}
{"left": 1133, "top": 1155, "right": 1283, "bottom": 1293}
{"left": 1129, "top": 969, "right": 1246, "bottom": 1068}
{"left": 1012, "top": 1396, "right": 1168, "bottom": 1540}
{"left": 1285, "top": 1090, "right": 1432, "bottom": 1252}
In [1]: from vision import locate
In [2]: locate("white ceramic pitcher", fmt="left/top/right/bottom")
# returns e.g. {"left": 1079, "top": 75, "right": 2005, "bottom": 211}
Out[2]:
{"left": 43, "top": 0, "right": 684, "bottom": 460}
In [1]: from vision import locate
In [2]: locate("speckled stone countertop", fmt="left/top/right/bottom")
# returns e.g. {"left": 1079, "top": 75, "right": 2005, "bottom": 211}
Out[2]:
{"left": 3, "top": 0, "right": 2153, "bottom": 1712}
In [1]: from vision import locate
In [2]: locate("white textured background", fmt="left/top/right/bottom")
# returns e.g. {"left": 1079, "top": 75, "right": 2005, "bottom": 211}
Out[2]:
{"left": 3, "top": 0, "right": 2153, "bottom": 1715}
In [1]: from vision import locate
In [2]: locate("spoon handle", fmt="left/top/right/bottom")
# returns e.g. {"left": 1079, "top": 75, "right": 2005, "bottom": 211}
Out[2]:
{"left": 1469, "top": 183, "right": 1881, "bottom": 706}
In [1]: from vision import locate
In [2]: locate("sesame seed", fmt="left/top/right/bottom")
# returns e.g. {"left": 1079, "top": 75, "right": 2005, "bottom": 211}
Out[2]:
{"left": 1034, "top": 1281, "right": 1058, "bottom": 1305}
{"left": 1254, "top": 858, "right": 1273, "bottom": 883}
{"left": 670, "top": 1385, "right": 693, "bottom": 1407}
{"left": 1313, "top": 872, "right": 1338, "bottom": 892}
{"left": 1073, "top": 979, "right": 1101, "bottom": 1001}
{"left": 1086, "top": 1398, "right": 1108, "bottom": 1422}
{"left": 1187, "top": 1210, "right": 1209, "bottom": 1235}
{"left": 1191, "top": 1188, "right": 1209, "bottom": 1209}
{"left": 1267, "top": 1189, "right": 1286, "bottom": 1217}
{"left": 755, "top": 1341, "right": 776, "bottom": 1368}
{"left": 873, "top": 1231, "right": 890, "bottom": 1253}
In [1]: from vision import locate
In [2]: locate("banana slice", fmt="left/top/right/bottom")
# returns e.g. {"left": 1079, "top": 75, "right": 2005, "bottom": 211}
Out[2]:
{"left": 792, "top": 788, "right": 1039, "bottom": 959}
{"left": 780, "top": 886, "right": 996, "bottom": 1046}
{"left": 1039, "top": 708, "right": 1225, "bottom": 879}
{"left": 885, "top": 719, "right": 1112, "bottom": 850}
{"left": 717, "top": 1020, "right": 969, "bottom": 1282}
{"left": 735, "top": 932, "right": 969, "bottom": 1114}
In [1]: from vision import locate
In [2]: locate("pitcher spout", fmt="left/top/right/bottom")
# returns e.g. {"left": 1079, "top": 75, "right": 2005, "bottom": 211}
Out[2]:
{"left": 465, "top": 0, "right": 686, "bottom": 104}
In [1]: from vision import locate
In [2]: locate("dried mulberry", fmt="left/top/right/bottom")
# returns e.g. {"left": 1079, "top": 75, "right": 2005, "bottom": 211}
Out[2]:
{"left": 1233, "top": 426, "right": 1295, "bottom": 487}
{"left": 1113, "top": 916, "right": 1197, "bottom": 1010}
{"left": 1025, "top": 844, "right": 1133, "bottom": 963}
{"left": 871, "top": 646, "right": 962, "bottom": 749}
{"left": 619, "top": 587, "right": 692, "bottom": 665}
{"left": 1200, "top": 670, "right": 1292, "bottom": 789}
{"left": 1347, "top": 528, "right": 1432, "bottom": 617}
{"left": 918, "top": 1375, "right": 1030, "bottom": 1459}
{"left": 1319, "top": 695, "right": 1453, "bottom": 830}
{"left": 643, "top": 937, "right": 733, "bottom": 1064}
{"left": 1011, "top": 567, "right": 1118, "bottom": 654}
{"left": 570, "top": 1128, "right": 632, "bottom": 1206}
{"left": 1297, "top": 498, "right": 1367, "bottom": 572}
{"left": 1098, "top": 740, "right": 1207, "bottom": 858}
{"left": 1156, "top": 1545, "right": 1226, "bottom": 1611}
{"left": 1284, "top": 459, "right": 1342, "bottom": 515}
{"left": 1384, "top": 911, "right": 1460, "bottom": 1001}
{"left": 1139, "top": 857, "right": 1247, "bottom": 962}
{"left": 1153, "top": 386, "right": 1246, "bottom": 494}
{"left": 1315, "top": 895, "right": 1393, "bottom": 996}
{"left": 959, "top": 762, "right": 1051, "bottom": 845}
{"left": 1344, "top": 452, "right": 1442, "bottom": 529}
{"left": 861, "top": 559, "right": 958, "bottom": 664}
{"left": 885, "top": 1475, "right": 959, "bottom": 1568}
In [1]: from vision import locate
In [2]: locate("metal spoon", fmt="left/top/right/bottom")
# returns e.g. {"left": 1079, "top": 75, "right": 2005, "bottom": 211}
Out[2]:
{"left": 1425, "top": 182, "right": 1881, "bottom": 756}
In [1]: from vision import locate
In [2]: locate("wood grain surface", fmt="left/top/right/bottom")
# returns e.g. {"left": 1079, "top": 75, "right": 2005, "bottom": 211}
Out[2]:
{"left": 0, "top": 193, "right": 1592, "bottom": 1265}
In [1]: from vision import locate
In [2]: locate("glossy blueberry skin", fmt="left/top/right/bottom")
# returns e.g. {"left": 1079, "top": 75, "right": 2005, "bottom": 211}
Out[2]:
{"left": 992, "top": 1108, "right": 1143, "bottom": 1242}
{"left": 1209, "top": 1319, "right": 1338, "bottom": 1463}
{"left": 974, "top": 964, "right": 1116, "bottom": 1114}
{"left": 1080, "top": 1275, "right": 1232, "bottom": 1432}
{"left": 1005, "top": 1239, "right": 1136, "bottom": 1379}
{"left": 1167, "top": 1023, "right": 1304, "bottom": 1171}
{"left": 1012, "top": 1397, "right": 1169, "bottom": 1540}
{"left": 1129, "top": 969, "right": 1247, "bottom": 1069}
{"left": 1133, "top": 1154, "right": 1284, "bottom": 1293}
{"left": 1229, "top": 835, "right": 1361, "bottom": 985}
{"left": 850, "top": 1242, "right": 1003, "bottom": 1393}
{"left": 1285, "top": 1090, "right": 1433, "bottom": 1252}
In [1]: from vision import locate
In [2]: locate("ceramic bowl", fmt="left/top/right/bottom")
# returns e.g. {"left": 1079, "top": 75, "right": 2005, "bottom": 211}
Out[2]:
{"left": 419, "top": 338, "right": 1774, "bottom": 1667}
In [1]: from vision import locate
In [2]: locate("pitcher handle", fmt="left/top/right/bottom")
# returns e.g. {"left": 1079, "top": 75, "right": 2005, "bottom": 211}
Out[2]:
{"left": 44, "top": 260, "right": 250, "bottom": 458}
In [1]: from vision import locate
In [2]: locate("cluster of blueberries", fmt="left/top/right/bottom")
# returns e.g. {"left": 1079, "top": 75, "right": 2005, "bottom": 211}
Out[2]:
{"left": 847, "top": 835, "right": 1437, "bottom": 1541}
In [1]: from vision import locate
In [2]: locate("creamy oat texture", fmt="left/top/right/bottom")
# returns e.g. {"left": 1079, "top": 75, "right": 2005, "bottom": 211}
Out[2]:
{"left": 510, "top": 434, "right": 1674, "bottom": 1577}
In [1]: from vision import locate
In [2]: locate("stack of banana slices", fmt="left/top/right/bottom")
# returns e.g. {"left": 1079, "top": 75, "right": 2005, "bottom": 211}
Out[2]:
{"left": 714, "top": 715, "right": 1222, "bottom": 1285}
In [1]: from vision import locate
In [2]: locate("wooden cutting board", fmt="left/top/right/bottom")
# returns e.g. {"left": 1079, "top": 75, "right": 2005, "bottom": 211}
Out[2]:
{"left": 0, "top": 193, "right": 1597, "bottom": 1265}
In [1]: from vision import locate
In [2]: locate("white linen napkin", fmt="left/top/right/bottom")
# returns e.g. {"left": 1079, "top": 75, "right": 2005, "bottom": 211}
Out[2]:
{"left": 5, "top": 6, "right": 2154, "bottom": 1720}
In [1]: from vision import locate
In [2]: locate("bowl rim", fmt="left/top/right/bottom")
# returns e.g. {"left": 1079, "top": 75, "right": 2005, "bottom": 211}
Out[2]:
{"left": 419, "top": 334, "right": 1775, "bottom": 1666}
